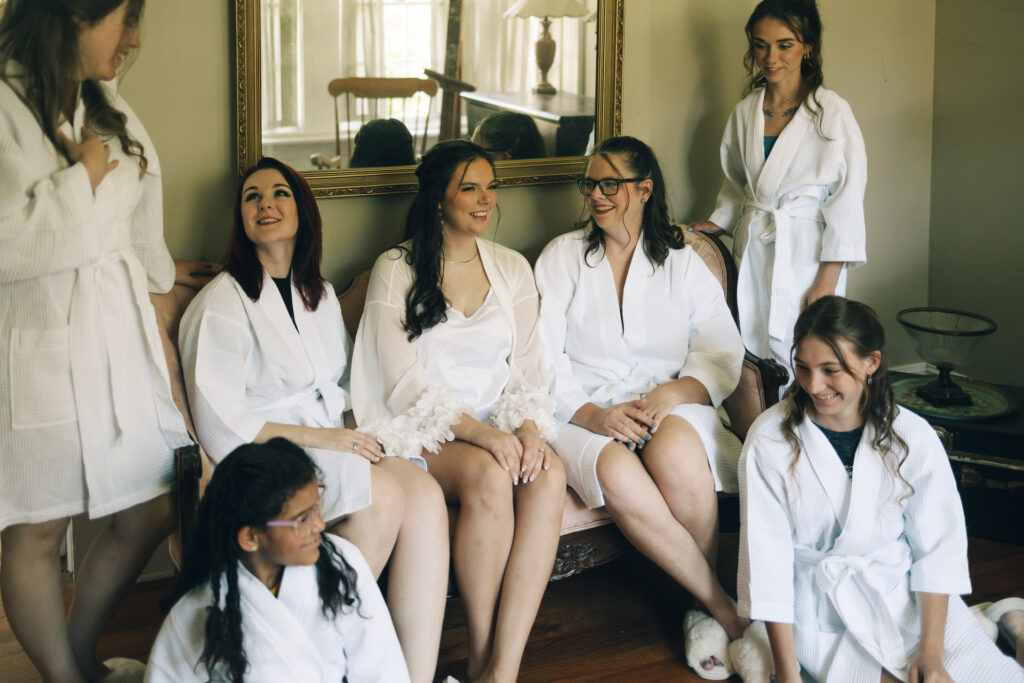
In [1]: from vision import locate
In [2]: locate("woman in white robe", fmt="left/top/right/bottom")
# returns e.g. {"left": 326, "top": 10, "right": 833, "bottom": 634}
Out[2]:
{"left": 535, "top": 136, "right": 748, "bottom": 680}
{"left": 177, "top": 157, "right": 447, "bottom": 683}
{"left": 690, "top": 0, "right": 866, "bottom": 372}
{"left": 146, "top": 438, "right": 410, "bottom": 683}
{"left": 351, "top": 140, "right": 565, "bottom": 683}
{"left": 0, "top": 2, "right": 210, "bottom": 679}
{"left": 737, "top": 296, "right": 1024, "bottom": 683}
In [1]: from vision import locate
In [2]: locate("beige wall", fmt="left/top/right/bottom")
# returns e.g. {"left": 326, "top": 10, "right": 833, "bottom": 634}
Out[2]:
{"left": 930, "top": 0, "right": 1024, "bottom": 385}
{"left": 124, "top": 0, "right": 936, "bottom": 366}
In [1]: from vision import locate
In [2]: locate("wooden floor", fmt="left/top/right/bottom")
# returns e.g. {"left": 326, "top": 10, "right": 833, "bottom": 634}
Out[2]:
{"left": 2, "top": 535, "right": 1022, "bottom": 682}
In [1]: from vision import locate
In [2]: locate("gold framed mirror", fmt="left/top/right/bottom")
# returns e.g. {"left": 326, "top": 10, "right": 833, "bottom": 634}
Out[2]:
{"left": 235, "top": 0, "right": 623, "bottom": 198}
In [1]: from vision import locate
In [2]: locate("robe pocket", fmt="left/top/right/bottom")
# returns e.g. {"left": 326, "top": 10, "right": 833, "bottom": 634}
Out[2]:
{"left": 9, "top": 327, "right": 77, "bottom": 429}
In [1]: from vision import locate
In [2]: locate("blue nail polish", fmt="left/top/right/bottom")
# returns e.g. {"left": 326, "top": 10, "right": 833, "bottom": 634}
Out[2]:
{"left": 651, "top": 420, "right": 658, "bottom": 427}
{"left": 629, "top": 442, "right": 636, "bottom": 451}
{"left": 644, "top": 433, "right": 652, "bottom": 441}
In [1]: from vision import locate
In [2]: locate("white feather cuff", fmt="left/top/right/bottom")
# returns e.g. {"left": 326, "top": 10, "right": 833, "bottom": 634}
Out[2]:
{"left": 361, "top": 385, "right": 468, "bottom": 460}
{"left": 490, "top": 385, "right": 558, "bottom": 443}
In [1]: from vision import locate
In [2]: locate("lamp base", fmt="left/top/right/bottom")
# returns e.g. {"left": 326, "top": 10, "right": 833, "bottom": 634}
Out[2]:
{"left": 534, "top": 17, "right": 557, "bottom": 96}
{"left": 533, "top": 83, "right": 557, "bottom": 95}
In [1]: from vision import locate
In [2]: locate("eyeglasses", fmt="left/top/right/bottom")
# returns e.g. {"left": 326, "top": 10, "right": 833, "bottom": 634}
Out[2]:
{"left": 265, "top": 484, "right": 327, "bottom": 538}
{"left": 577, "top": 177, "right": 646, "bottom": 196}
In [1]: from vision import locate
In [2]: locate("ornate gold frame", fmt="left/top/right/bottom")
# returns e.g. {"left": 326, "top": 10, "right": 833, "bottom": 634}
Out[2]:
{"left": 234, "top": 0, "right": 623, "bottom": 198}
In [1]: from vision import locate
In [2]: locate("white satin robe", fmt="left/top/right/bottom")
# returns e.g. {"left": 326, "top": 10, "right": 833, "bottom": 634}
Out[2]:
{"left": 0, "top": 68, "right": 190, "bottom": 528}
{"left": 738, "top": 402, "right": 1024, "bottom": 682}
{"left": 535, "top": 230, "right": 744, "bottom": 508}
{"left": 179, "top": 272, "right": 370, "bottom": 519}
{"left": 350, "top": 238, "right": 557, "bottom": 464}
{"left": 709, "top": 87, "right": 867, "bottom": 366}
{"left": 145, "top": 534, "right": 410, "bottom": 683}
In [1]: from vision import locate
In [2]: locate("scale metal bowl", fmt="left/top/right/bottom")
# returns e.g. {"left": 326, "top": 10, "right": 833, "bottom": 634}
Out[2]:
{"left": 896, "top": 307, "right": 997, "bottom": 407}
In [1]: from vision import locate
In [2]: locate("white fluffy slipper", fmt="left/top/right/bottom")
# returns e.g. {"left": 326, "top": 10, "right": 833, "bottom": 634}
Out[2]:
{"left": 985, "top": 597, "right": 1024, "bottom": 661}
{"left": 683, "top": 609, "right": 735, "bottom": 680}
{"left": 101, "top": 658, "right": 147, "bottom": 683}
{"left": 969, "top": 601, "right": 999, "bottom": 642}
{"left": 728, "top": 621, "right": 775, "bottom": 683}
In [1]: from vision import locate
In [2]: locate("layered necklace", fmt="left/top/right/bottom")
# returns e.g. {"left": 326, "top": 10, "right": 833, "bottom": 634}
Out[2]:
{"left": 763, "top": 97, "right": 799, "bottom": 118}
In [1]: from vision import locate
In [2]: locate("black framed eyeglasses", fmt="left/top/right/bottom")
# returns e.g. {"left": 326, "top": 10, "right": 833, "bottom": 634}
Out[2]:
{"left": 577, "top": 177, "right": 646, "bottom": 196}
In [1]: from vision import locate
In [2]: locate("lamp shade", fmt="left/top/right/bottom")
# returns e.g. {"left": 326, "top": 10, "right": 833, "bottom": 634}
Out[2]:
{"left": 503, "top": 0, "right": 589, "bottom": 20}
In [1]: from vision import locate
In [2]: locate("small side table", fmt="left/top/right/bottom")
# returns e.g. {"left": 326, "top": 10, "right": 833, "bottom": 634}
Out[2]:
{"left": 460, "top": 91, "right": 595, "bottom": 157}
{"left": 895, "top": 374, "right": 1024, "bottom": 544}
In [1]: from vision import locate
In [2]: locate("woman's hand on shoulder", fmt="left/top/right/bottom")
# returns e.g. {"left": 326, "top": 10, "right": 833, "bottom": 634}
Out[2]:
{"left": 310, "top": 428, "right": 384, "bottom": 463}
{"left": 58, "top": 127, "right": 118, "bottom": 192}
{"left": 907, "top": 650, "right": 952, "bottom": 683}
{"left": 515, "top": 423, "right": 550, "bottom": 484}
{"left": 174, "top": 259, "right": 221, "bottom": 290}
{"left": 682, "top": 220, "right": 724, "bottom": 237}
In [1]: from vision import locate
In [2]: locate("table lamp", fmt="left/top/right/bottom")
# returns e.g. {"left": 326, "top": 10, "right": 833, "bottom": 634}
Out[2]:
{"left": 504, "top": 0, "right": 589, "bottom": 96}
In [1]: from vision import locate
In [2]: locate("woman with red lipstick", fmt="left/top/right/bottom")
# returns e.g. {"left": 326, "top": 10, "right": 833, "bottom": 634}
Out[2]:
{"left": 0, "top": 1, "right": 206, "bottom": 679}
{"left": 147, "top": 438, "right": 410, "bottom": 683}
{"left": 535, "top": 136, "right": 747, "bottom": 680}
{"left": 735, "top": 297, "right": 1024, "bottom": 683}
{"left": 351, "top": 140, "right": 565, "bottom": 683}
{"left": 690, "top": 0, "right": 867, "bottom": 387}
{"left": 178, "top": 157, "right": 448, "bottom": 683}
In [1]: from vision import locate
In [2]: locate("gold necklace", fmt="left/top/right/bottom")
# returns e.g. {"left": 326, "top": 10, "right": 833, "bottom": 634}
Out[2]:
{"left": 443, "top": 250, "right": 479, "bottom": 265}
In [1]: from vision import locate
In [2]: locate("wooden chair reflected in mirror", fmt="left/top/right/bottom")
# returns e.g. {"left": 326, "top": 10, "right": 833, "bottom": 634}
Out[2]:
{"left": 309, "top": 77, "right": 439, "bottom": 171}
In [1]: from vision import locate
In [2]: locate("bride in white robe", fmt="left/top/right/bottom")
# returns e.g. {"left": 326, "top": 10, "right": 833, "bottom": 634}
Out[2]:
{"left": 738, "top": 296, "right": 1024, "bottom": 683}
{"left": 535, "top": 136, "right": 748, "bottom": 680}
{"left": 351, "top": 140, "right": 565, "bottom": 683}
{"left": 690, "top": 4, "right": 866, "bottom": 372}
{"left": 146, "top": 439, "right": 410, "bottom": 683}
{"left": 178, "top": 157, "right": 447, "bottom": 683}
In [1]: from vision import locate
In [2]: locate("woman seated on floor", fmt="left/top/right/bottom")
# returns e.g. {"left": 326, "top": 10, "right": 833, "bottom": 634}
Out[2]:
{"left": 534, "top": 135, "right": 748, "bottom": 680}
{"left": 350, "top": 139, "right": 566, "bottom": 683}
{"left": 177, "top": 157, "right": 447, "bottom": 682}
{"left": 146, "top": 438, "right": 409, "bottom": 682}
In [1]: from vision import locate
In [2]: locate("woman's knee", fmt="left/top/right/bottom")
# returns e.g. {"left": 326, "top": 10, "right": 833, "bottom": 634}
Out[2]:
{"left": 0, "top": 518, "right": 71, "bottom": 556}
{"left": 111, "top": 493, "right": 177, "bottom": 543}
{"left": 595, "top": 444, "right": 645, "bottom": 504}
{"left": 369, "top": 466, "right": 406, "bottom": 530}
{"left": 460, "top": 451, "right": 514, "bottom": 518}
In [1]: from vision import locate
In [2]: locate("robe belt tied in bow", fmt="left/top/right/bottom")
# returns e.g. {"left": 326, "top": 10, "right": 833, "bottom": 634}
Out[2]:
{"left": 795, "top": 541, "right": 915, "bottom": 672}
{"left": 257, "top": 383, "right": 347, "bottom": 429}
{"left": 739, "top": 196, "right": 822, "bottom": 348}
{"left": 587, "top": 367, "right": 660, "bottom": 407}
{"left": 69, "top": 251, "right": 187, "bottom": 482}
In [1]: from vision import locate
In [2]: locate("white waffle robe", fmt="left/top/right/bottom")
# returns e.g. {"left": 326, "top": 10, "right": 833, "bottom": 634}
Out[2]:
{"left": 534, "top": 230, "right": 744, "bottom": 509}
{"left": 738, "top": 402, "right": 1024, "bottom": 682}
{"left": 145, "top": 534, "right": 410, "bottom": 683}
{"left": 0, "top": 68, "right": 190, "bottom": 528}
{"left": 179, "top": 272, "right": 370, "bottom": 519}
{"left": 709, "top": 87, "right": 867, "bottom": 366}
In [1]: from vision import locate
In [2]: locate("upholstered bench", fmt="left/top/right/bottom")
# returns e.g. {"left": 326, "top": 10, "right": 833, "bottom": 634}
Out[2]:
{"left": 157, "top": 231, "right": 788, "bottom": 577}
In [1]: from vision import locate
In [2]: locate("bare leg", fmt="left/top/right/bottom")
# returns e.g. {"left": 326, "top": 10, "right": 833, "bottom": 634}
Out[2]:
{"left": 597, "top": 433, "right": 745, "bottom": 641}
{"left": 375, "top": 456, "right": 449, "bottom": 683}
{"left": 480, "top": 452, "right": 566, "bottom": 683}
{"left": 330, "top": 465, "right": 403, "bottom": 576}
{"left": 67, "top": 493, "right": 177, "bottom": 680}
{"left": 423, "top": 441, "right": 515, "bottom": 681}
{"left": 1, "top": 518, "right": 85, "bottom": 683}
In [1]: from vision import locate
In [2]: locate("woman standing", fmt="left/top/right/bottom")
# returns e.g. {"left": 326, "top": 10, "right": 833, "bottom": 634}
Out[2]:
{"left": 691, "top": 0, "right": 867, "bottom": 374}
{"left": 737, "top": 297, "right": 1024, "bottom": 682}
{"left": 177, "top": 157, "right": 448, "bottom": 683}
{"left": 351, "top": 140, "right": 565, "bottom": 683}
{"left": 535, "top": 136, "right": 747, "bottom": 680}
{"left": 0, "top": 1, "right": 193, "bottom": 680}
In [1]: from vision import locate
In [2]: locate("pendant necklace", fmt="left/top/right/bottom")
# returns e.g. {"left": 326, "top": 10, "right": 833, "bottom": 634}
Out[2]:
{"left": 763, "top": 97, "right": 799, "bottom": 118}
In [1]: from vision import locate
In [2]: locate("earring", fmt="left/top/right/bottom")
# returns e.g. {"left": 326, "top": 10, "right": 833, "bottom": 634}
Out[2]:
{"left": 866, "top": 374, "right": 873, "bottom": 385}
{"left": 640, "top": 198, "right": 646, "bottom": 204}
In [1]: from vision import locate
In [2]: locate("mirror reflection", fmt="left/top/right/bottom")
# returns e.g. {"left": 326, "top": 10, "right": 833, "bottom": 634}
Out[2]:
{"left": 260, "top": 0, "right": 599, "bottom": 172}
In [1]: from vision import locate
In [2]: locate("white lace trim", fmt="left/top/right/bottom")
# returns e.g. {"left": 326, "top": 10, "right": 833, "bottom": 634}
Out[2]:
{"left": 490, "top": 385, "right": 558, "bottom": 443}
{"left": 361, "top": 385, "right": 468, "bottom": 460}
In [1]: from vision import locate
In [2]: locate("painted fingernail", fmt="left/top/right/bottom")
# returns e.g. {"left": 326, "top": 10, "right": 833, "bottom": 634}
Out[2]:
{"left": 644, "top": 434, "right": 651, "bottom": 441}
{"left": 651, "top": 421, "right": 657, "bottom": 427}
{"left": 629, "top": 442, "right": 636, "bottom": 451}
{"left": 687, "top": 226, "right": 693, "bottom": 232}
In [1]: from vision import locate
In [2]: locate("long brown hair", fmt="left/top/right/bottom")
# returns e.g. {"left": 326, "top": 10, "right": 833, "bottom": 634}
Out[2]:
{"left": 782, "top": 296, "right": 911, "bottom": 494}
{"left": 0, "top": 0, "right": 148, "bottom": 173}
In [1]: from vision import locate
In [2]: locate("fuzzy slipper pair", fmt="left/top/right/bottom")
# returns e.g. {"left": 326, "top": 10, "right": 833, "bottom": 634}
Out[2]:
{"left": 728, "top": 621, "right": 779, "bottom": 683}
{"left": 984, "top": 597, "right": 1024, "bottom": 666}
{"left": 683, "top": 610, "right": 735, "bottom": 680}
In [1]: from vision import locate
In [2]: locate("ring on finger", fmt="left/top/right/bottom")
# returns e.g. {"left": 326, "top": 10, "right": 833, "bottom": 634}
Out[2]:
{"left": 351, "top": 442, "right": 358, "bottom": 452}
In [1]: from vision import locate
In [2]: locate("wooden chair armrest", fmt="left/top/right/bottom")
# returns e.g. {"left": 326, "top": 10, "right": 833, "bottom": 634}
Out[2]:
{"left": 175, "top": 443, "right": 203, "bottom": 560}
{"left": 747, "top": 350, "right": 789, "bottom": 408}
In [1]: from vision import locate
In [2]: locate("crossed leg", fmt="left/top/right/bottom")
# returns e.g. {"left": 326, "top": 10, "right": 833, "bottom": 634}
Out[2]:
{"left": 597, "top": 415, "right": 746, "bottom": 641}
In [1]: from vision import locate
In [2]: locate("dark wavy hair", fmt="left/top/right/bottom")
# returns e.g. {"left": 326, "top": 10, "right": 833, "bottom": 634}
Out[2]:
{"left": 162, "top": 438, "right": 360, "bottom": 683}
{"left": 223, "top": 157, "right": 327, "bottom": 312}
{"left": 578, "top": 136, "right": 683, "bottom": 269}
{"left": 349, "top": 118, "right": 416, "bottom": 168}
{"left": 0, "top": 0, "right": 148, "bottom": 173}
{"left": 782, "top": 296, "right": 911, "bottom": 494}
{"left": 473, "top": 111, "right": 546, "bottom": 160}
{"left": 742, "top": 0, "right": 827, "bottom": 134}
{"left": 398, "top": 139, "right": 497, "bottom": 340}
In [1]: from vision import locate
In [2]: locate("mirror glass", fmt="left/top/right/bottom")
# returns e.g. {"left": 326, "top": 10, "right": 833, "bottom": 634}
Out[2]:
{"left": 236, "top": 0, "right": 623, "bottom": 197}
